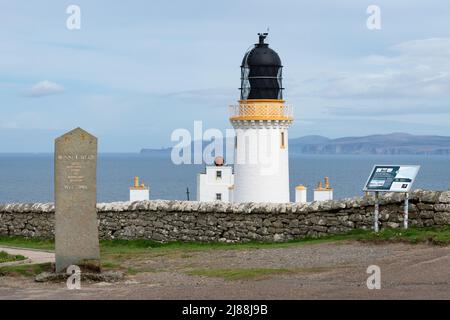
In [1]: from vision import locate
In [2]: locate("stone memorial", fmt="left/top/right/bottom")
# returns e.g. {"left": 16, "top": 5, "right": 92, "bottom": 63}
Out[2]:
{"left": 54, "top": 127, "right": 100, "bottom": 273}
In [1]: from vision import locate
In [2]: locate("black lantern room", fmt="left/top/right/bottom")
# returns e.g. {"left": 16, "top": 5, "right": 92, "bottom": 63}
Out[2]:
{"left": 240, "top": 33, "right": 283, "bottom": 100}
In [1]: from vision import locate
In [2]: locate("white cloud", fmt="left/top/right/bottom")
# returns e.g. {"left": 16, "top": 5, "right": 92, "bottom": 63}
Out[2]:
{"left": 298, "top": 38, "right": 450, "bottom": 100}
{"left": 163, "top": 87, "right": 235, "bottom": 105}
{"left": 391, "top": 38, "right": 450, "bottom": 57}
{"left": 23, "top": 80, "right": 64, "bottom": 97}
{"left": 0, "top": 120, "right": 19, "bottom": 129}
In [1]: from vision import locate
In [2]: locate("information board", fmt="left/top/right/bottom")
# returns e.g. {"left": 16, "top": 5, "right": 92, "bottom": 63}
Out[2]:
{"left": 363, "top": 165, "right": 420, "bottom": 192}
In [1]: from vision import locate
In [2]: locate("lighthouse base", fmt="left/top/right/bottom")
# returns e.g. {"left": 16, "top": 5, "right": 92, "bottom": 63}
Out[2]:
{"left": 231, "top": 122, "right": 290, "bottom": 203}
{"left": 233, "top": 164, "right": 290, "bottom": 203}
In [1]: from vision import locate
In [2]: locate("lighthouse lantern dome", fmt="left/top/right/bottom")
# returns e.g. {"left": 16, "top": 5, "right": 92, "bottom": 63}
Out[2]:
{"left": 240, "top": 33, "right": 283, "bottom": 100}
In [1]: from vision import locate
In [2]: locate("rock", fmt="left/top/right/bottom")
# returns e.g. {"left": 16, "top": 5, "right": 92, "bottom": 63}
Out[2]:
{"left": 387, "top": 222, "right": 400, "bottom": 228}
{"left": 273, "top": 234, "right": 284, "bottom": 241}
{"left": 419, "top": 211, "right": 434, "bottom": 219}
{"left": 312, "top": 226, "right": 328, "bottom": 232}
{"left": 35, "top": 271, "right": 124, "bottom": 283}
{"left": 434, "top": 204, "right": 450, "bottom": 212}
{"left": 438, "top": 191, "right": 450, "bottom": 204}
{"left": 434, "top": 212, "right": 450, "bottom": 225}
{"left": 417, "top": 203, "right": 434, "bottom": 211}
{"left": 35, "top": 272, "right": 66, "bottom": 282}
{"left": 272, "top": 221, "right": 283, "bottom": 228}
{"left": 419, "top": 191, "right": 440, "bottom": 203}
{"left": 349, "top": 214, "right": 363, "bottom": 222}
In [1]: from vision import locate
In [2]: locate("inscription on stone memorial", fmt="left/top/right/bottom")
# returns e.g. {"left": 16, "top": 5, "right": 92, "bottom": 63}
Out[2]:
{"left": 54, "top": 127, "right": 100, "bottom": 272}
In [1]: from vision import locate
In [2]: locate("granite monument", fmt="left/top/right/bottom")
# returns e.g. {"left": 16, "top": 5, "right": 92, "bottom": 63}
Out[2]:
{"left": 54, "top": 127, "right": 100, "bottom": 272}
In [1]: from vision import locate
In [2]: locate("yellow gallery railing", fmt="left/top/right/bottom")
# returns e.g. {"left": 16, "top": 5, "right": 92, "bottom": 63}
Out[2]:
{"left": 229, "top": 103, "right": 293, "bottom": 121}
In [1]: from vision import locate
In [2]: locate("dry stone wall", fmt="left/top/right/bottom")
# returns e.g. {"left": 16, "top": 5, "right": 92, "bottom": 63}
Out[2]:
{"left": 0, "top": 190, "right": 449, "bottom": 242}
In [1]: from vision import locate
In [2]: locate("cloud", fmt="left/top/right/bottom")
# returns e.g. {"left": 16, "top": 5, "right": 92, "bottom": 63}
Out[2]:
{"left": 295, "top": 38, "right": 450, "bottom": 100}
{"left": 391, "top": 38, "right": 450, "bottom": 58}
{"left": 162, "top": 87, "right": 235, "bottom": 104}
{"left": 325, "top": 104, "right": 450, "bottom": 117}
{"left": 23, "top": 80, "right": 64, "bottom": 97}
{"left": 0, "top": 120, "right": 18, "bottom": 129}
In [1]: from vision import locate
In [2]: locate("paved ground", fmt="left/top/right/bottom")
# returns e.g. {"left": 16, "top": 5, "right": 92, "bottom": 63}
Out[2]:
{"left": 0, "top": 241, "right": 449, "bottom": 299}
{"left": 0, "top": 247, "right": 55, "bottom": 266}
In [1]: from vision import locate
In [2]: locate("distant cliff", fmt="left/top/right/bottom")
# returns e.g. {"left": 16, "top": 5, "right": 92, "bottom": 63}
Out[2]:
{"left": 290, "top": 133, "right": 450, "bottom": 155}
{"left": 141, "top": 133, "right": 450, "bottom": 155}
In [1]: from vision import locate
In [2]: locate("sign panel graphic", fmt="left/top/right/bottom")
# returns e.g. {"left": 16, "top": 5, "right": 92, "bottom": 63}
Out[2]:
{"left": 363, "top": 165, "right": 420, "bottom": 192}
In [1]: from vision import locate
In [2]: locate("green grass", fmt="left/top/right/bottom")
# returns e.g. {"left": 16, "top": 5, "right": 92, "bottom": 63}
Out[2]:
{"left": 101, "top": 260, "right": 120, "bottom": 270}
{"left": 0, "top": 226, "right": 448, "bottom": 255}
{"left": 0, "top": 251, "right": 26, "bottom": 263}
{"left": 0, "top": 263, "right": 52, "bottom": 277}
{"left": 126, "top": 266, "right": 159, "bottom": 275}
{"left": 354, "top": 226, "right": 450, "bottom": 244}
{"left": 187, "top": 268, "right": 304, "bottom": 281}
{"left": 0, "top": 226, "right": 448, "bottom": 277}
{"left": 0, "top": 237, "right": 54, "bottom": 251}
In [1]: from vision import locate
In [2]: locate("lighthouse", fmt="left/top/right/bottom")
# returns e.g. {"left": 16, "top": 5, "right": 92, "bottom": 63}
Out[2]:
{"left": 230, "top": 33, "right": 293, "bottom": 203}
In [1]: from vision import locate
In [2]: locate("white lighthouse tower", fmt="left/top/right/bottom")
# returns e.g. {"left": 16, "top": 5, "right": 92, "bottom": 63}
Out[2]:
{"left": 230, "top": 33, "right": 293, "bottom": 203}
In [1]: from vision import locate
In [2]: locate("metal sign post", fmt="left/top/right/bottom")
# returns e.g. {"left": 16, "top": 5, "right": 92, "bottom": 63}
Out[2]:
{"left": 374, "top": 191, "right": 379, "bottom": 232}
{"left": 404, "top": 192, "right": 409, "bottom": 229}
{"left": 363, "top": 165, "right": 420, "bottom": 233}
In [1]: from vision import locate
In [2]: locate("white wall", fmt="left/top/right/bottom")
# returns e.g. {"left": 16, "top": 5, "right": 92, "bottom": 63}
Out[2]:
{"left": 295, "top": 188, "right": 307, "bottom": 203}
{"left": 197, "top": 166, "right": 234, "bottom": 202}
{"left": 130, "top": 189, "right": 150, "bottom": 202}
{"left": 232, "top": 121, "right": 290, "bottom": 203}
{"left": 314, "top": 190, "right": 333, "bottom": 202}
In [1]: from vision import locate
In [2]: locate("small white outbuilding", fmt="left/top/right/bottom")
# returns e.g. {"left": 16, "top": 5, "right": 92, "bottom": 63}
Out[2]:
{"left": 129, "top": 176, "right": 150, "bottom": 202}
{"left": 197, "top": 157, "right": 234, "bottom": 202}
{"left": 295, "top": 185, "right": 308, "bottom": 203}
{"left": 313, "top": 177, "right": 333, "bottom": 202}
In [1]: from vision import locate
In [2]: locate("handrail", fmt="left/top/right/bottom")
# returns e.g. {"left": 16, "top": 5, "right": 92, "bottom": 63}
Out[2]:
{"left": 229, "top": 104, "right": 293, "bottom": 120}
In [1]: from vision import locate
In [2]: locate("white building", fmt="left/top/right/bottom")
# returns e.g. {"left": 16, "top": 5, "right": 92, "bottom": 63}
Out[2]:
{"left": 313, "top": 177, "right": 333, "bottom": 202}
{"left": 197, "top": 160, "right": 234, "bottom": 202}
{"left": 129, "top": 176, "right": 150, "bottom": 202}
{"left": 230, "top": 33, "right": 293, "bottom": 203}
{"left": 295, "top": 185, "right": 308, "bottom": 203}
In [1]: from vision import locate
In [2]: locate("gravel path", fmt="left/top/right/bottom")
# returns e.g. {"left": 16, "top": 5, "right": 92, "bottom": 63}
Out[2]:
{"left": 0, "top": 241, "right": 449, "bottom": 299}
{"left": 0, "top": 247, "right": 54, "bottom": 266}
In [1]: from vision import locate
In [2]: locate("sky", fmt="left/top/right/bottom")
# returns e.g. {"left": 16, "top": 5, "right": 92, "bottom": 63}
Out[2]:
{"left": 1, "top": 0, "right": 450, "bottom": 152}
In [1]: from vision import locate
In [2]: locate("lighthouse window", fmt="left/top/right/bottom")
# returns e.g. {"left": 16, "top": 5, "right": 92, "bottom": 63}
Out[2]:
{"left": 281, "top": 132, "right": 285, "bottom": 149}
{"left": 216, "top": 171, "right": 222, "bottom": 179}
{"left": 216, "top": 193, "right": 222, "bottom": 200}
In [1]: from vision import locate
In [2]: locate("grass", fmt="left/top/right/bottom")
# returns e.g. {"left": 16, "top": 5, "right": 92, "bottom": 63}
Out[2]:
{"left": 0, "top": 226, "right": 448, "bottom": 277}
{"left": 0, "top": 237, "right": 54, "bottom": 251}
{"left": 126, "top": 266, "right": 159, "bottom": 275}
{"left": 187, "top": 268, "right": 294, "bottom": 280}
{"left": 0, "top": 251, "right": 26, "bottom": 263}
{"left": 0, "top": 263, "right": 52, "bottom": 277}
{"left": 354, "top": 226, "right": 450, "bottom": 245}
{"left": 0, "top": 226, "right": 448, "bottom": 254}
{"left": 101, "top": 260, "right": 120, "bottom": 270}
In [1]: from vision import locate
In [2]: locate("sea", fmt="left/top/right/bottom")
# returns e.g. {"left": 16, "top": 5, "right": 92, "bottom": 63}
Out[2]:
{"left": 0, "top": 153, "right": 449, "bottom": 204}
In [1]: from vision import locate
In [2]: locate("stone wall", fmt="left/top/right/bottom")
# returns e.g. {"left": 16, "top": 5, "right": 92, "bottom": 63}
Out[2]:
{"left": 0, "top": 190, "right": 449, "bottom": 242}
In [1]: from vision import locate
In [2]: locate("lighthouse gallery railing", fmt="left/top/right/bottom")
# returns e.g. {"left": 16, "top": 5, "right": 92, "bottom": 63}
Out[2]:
{"left": 229, "top": 104, "right": 293, "bottom": 121}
